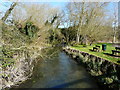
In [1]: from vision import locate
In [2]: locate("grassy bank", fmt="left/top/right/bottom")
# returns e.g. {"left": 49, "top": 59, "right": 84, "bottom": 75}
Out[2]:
{"left": 71, "top": 43, "right": 120, "bottom": 64}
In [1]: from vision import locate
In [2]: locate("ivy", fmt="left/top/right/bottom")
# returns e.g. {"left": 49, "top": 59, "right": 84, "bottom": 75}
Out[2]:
{"left": 23, "top": 22, "right": 39, "bottom": 38}
{"left": 1, "top": 46, "right": 15, "bottom": 69}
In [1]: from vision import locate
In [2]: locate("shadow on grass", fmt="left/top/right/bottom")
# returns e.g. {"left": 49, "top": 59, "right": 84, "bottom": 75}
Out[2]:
{"left": 89, "top": 49, "right": 96, "bottom": 52}
{"left": 103, "top": 53, "right": 120, "bottom": 58}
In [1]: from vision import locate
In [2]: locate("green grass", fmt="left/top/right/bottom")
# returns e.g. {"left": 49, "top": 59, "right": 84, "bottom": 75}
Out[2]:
{"left": 71, "top": 43, "right": 120, "bottom": 65}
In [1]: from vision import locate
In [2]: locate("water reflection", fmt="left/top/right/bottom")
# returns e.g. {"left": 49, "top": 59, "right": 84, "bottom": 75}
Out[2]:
{"left": 13, "top": 48, "right": 98, "bottom": 88}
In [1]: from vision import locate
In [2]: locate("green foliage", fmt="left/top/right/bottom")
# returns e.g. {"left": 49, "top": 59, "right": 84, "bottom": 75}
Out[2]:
{"left": 2, "top": 25, "right": 30, "bottom": 48}
{"left": 1, "top": 46, "right": 15, "bottom": 68}
{"left": 2, "top": 21, "right": 40, "bottom": 48}
{"left": 61, "top": 28, "right": 77, "bottom": 44}
{"left": 101, "top": 77, "right": 113, "bottom": 84}
{"left": 23, "top": 22, "right": 39, "bottom": 38}
{"left": 48, "top": 28, "right": 64, "bottom": 45}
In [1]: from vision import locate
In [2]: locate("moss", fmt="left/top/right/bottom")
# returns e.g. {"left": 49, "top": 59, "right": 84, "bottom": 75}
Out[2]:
{"left": 104, "top": 77, "right": 113, "bottom": 84}
{"left": 64, "top": 48, "right": 120, "bottom": 89}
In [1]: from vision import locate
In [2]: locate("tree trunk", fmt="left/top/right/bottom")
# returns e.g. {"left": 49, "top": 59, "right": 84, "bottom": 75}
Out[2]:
{"left": 83, "top": 35, "right": 88, "bottom": 45}
{"left": 76, "top": 31, "right": 80, "bottom": 43}
{"left": 2, "top": 3, "right": 17, "bottom": 22}
{"left": 113, "top": 27, "right": 116, "bottom": 43}
{"left": 113, "top": 35, "right": 116, "bottom": 43}
{"left": 85, "top": 36, "right": 88, "bottom": 45}
{"left": 118, "top": 26, "right": 120, "bottom": 42}
{"left": 1, "top": 3, "right": 16, "bottom": 45}
{"left": 76, "top": 33, "right": 79, "bottom": 43}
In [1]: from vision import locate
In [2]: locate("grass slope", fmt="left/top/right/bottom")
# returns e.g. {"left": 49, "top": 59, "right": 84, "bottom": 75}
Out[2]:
{"left": 71, "top": 43, "right": 120, "bottom": 65}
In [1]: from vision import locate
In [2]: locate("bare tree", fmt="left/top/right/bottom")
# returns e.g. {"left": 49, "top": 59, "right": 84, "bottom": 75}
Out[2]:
{"left": 11, "top": 3, "right": 60, "bottom": 47}
{"left": 2, "top": 3, "right": 17, "bottom": 22}
{"left": 64, "top": 1, "right": 111, "bottom": 44}
{"left": 112, "top": 3, "right": 118, "bottom": 43}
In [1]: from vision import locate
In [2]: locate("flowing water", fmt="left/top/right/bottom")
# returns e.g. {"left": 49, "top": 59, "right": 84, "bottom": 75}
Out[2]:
{"left": 12, "top": 49, "right": 98, "bottom": 88}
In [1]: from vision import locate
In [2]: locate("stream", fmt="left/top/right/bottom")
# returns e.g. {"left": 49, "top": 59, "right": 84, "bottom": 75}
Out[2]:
{"left": 12, "top": 51, "right": 98, "bottom": 88}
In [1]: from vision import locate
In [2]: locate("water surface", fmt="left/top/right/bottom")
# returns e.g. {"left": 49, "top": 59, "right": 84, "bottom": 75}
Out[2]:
{"left": 14, "top": 52, "right": 98, "bottom": 88}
